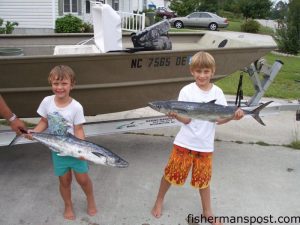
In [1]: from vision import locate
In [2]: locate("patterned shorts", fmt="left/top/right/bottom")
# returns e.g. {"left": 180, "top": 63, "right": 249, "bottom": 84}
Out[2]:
{"left": 164, "top": 145, "right": 213, "bottom": 189}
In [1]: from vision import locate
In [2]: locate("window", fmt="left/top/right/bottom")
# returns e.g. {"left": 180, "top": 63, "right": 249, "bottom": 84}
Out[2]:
{"left": 189, "top": 13, "right": 200, "bottom": 18}
{"left": 200, "top": 13, "right": 212, "bottom": 18}
{"left": 113, "top": 0, "right": 119, "bottom": 11}
{"left": 64, "top": 0, "right": 78, "bottom": 13}
{"left": 86, "top": 0, "right": 90, "bottom": 13}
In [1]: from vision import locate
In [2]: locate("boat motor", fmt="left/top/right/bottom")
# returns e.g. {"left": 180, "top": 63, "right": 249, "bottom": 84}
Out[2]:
{"left": 131, "top": 20, "right": 172, "bottom": 51}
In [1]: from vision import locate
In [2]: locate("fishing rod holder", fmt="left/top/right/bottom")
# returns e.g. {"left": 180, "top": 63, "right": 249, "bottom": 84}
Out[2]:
{"left": 245, "top": 59, "right": 283, "bottom": 106}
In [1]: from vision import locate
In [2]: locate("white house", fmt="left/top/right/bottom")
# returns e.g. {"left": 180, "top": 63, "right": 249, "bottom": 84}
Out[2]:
{"left": 0, "top": 0, "right": 170, "bottom": 34}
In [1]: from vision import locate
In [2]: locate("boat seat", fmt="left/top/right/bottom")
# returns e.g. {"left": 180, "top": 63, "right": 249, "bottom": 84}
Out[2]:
{"left": 53, "top": 45, "right": 100, "bottom": 55}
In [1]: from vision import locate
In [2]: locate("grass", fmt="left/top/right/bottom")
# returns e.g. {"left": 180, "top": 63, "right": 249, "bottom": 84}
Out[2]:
{"left": 216, "top": 52, "right": 300, "bottom": 100}
{"left": 170, "top": 18, "right": 275, "bottom": 35}
{"left": 0, "top": 119, "right": 36, "bottom": 128}
{"left": 289, "top": 141, "right": 300, "bottom": 150}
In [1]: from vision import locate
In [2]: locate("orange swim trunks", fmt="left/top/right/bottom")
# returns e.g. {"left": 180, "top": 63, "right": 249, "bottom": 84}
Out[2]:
{"left": 164, "top": 145, "right": 213, "bottom": 189}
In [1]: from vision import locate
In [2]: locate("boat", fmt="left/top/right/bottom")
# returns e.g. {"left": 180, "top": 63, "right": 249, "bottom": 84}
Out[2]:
{"left": 0, "top": 5, "right": 277, "bottom": 118}
{"left": 0, "top": 31, "right": 277, "bottom": 118}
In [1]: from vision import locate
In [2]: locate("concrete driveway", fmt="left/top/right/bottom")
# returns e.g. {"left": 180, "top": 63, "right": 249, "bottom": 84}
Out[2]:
{"left": 0, "top": 125, "right": 299, "bottom": 225}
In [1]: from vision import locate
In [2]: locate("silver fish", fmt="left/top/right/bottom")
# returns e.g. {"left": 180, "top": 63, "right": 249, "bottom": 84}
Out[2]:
{"left": 10, "top": 131, "right": 129, "bottom": 168}
{"left": 148, "top": 100, "right": 273, "bottom": 126}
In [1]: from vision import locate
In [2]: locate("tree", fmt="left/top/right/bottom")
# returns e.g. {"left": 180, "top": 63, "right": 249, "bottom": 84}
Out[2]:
{"left": 169, "top": 0, "right": 201, "bottom": 16}
{"left": 198, "top": 0, "right": 218, "bottom": 12}
{"left": 270, "top": 1, "right": 288, "bottom": 20}
{"left": 223, "top": 0, "right": 240, "bottom": 13}
{"left": 238, "top": 0, "right": 273, "bottom": 19}
{"left": 275, "top": 0, "right": 300, "bottom": 55}
{"left": 288, "top": 0, "right": 300, "bottom": 41}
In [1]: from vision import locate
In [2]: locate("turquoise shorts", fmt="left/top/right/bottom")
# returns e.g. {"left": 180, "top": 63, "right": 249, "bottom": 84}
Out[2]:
{"left": 51, "top": 151, "right": 89, "bottom": 176}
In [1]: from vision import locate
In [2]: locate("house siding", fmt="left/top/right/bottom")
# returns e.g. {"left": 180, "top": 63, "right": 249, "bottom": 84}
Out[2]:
{"left": 0, "top": 0, "right": 58, "bottom": 29}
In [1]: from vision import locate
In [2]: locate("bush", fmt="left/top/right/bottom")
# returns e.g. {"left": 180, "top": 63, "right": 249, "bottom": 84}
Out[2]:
{"left": 0, "top": 18, "right": 18, "bottom": 34}
{"left": 82, "top": 22, "right": 93, "bottom": 33}
{"left": 55, "top": 14, "right": 84, "bottom": 33}
{"left": 275, "top": 25, "right": 300, "bottom": 55}
{"left": 241, "top": 19, "right": 260, "bottom": 33}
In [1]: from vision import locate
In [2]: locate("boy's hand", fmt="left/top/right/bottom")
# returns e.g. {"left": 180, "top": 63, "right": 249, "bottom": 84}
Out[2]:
{"left": 167, "top": 111, "right": 191, "bottom": 124}
{"left": 24, "top": 129, "right": 34, "bottom": 140}
{"left": 232, "top": 108, "right": 244, "bottom": 120}
{"left": 167, "top": 111, "right": 178, "bottom": 119}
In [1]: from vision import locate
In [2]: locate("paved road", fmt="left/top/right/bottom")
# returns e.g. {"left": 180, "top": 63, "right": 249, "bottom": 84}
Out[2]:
{"left": 1, "top": 96, "right": 299, "bottom": 225}
{"left": 0, "top": 132, "right": 299, "bottom": 225}
{"left": 255, "top": 19, "right": 279, "bottom": 31}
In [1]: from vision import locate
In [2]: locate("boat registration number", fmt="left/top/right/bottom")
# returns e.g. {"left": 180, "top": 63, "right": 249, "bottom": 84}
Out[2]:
{"left": 131, "top": 56, "right": 190, "bottom": 68}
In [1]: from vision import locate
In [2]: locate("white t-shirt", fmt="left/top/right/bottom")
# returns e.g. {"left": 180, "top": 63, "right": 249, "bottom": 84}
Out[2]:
{"left": 37, "top": 95, "right": 85, "bottom": 135}
{"left": 174, "top": 82, "right": 227, "bottom": 152}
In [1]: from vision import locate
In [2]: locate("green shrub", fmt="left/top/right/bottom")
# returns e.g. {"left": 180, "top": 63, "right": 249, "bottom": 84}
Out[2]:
{"left": 241, "top": 19, "right": 260, "bottom": 33}
{"left": 0, "top": 18, "right": 18, "bottom": 34}
{"left": 275, "top": 25, "right": 300, "bottom": 55}
{"left": 82, "top": 22, "right": 93, "bottom": 33}
{"left": 55, "top": 14, "right": 84, "bottom": 33}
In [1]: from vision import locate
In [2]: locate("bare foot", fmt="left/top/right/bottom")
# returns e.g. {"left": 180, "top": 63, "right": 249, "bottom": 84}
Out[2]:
{"left": 151, "top": 199, "right": 163, "bottom": 218}
{"left": 87, "top": 199, "right": 97, "bottom": 216}
{"left": 64, "top": 205, "right": 75, "bottom": 220}
{"left": 202, "top": 212, "right": 223, "bottom": 225}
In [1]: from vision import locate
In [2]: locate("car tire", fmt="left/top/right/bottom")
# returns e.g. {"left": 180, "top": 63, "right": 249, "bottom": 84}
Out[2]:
{"left": 174, "top": 21, "right": 183, "bottom": 29}
{"left": 208, "top": 23, "right": 218, "bottom": 31}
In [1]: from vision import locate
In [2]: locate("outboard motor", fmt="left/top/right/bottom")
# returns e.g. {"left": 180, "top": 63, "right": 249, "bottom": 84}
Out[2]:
{"left": 131, "top": 20, "right": 172, "bottom": 50}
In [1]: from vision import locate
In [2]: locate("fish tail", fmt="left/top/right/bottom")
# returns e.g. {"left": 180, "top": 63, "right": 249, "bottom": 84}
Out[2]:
{"left": 8, "top": 128, "right": 28, "bottom": 146}
{"left": 250, "top": 101, "right": 273, "bottom": 126}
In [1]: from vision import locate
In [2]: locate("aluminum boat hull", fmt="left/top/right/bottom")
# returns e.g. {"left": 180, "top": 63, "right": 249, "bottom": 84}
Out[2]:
{"left": 0, "top": 32, "right": 277, "bottom": 117}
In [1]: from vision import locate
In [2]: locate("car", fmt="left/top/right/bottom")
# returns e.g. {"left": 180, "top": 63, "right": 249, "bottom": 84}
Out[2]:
{"left": 156, "top": 7, "right": 176, "bottom": 19}
{"left": 169, "top": 12, "right": 228, "bottom": 31}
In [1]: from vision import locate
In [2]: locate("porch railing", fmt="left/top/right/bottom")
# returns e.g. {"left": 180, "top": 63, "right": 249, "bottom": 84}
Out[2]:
{"left": 118, "top": 11, "right": 145, "bottom": 33}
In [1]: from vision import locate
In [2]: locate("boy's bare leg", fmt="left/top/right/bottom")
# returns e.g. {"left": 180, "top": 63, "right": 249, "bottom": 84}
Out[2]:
{"left": 199, "top": 186, "right": 223, "bottom": 225}
{"left": 74, "top": 172, "right": 97, "bottom": 216}
{"left": 59, "top": 171, "right": 75, "bottom": 220}
{"left": 151, "top": 176, "right": 171, "bottom": 218}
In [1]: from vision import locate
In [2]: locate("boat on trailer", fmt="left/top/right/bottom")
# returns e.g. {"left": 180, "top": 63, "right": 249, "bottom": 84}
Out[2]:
{"left": 0, "top": 4, "right": 277, "bottom": 118}
{"left": 0, "top": 30, "right": 278, "bottom": 118}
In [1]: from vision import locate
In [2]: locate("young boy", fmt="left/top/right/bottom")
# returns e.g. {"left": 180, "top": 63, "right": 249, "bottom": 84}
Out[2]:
{"left": 151, "top": 52, "right": 244, "bottom": 225}
{"left": 27, "top": 65, "right": 97, "bottom": 220}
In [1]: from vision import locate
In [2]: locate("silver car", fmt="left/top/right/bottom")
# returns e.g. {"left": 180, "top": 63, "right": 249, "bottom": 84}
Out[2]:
{"left": 169, "top": 12, "right": 228, "bottom": 30}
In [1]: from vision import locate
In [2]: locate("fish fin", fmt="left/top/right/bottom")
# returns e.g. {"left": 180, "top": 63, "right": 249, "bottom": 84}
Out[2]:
{"left": 8, "top": 128, "right": 28, "bottom": 146}
{"left": 207, "top": 99, "right": 217, "bottom": 103}
{"left": 8, "top": 135, "right": 22, "bottom": 146}
{"left": 250, "top": 101, "right": 273, "bottom": 126}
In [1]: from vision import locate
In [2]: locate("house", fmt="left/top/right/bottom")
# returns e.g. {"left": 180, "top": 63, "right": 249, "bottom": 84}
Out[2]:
{"left": 0, "top": 0, "right": 170, "bottom": 34}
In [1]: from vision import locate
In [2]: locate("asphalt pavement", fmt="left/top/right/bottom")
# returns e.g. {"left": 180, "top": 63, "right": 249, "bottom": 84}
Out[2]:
{"left": 0, "top": 108, "right": 300, "bottom": 225}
